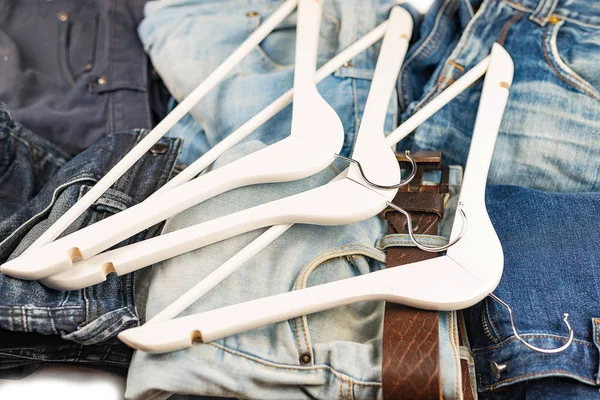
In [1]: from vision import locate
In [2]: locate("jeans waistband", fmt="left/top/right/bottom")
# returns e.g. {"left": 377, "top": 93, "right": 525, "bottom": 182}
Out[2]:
{"left": 501, "top": 0, "right": 600, "bottom": 27}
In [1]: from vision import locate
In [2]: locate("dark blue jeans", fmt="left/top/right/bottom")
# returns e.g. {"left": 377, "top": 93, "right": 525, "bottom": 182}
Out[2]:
{"left": 0, "top": 0, "right": 154, "bottom": 155}
{"left": 466, "top": 185, "right": 600, "bottom": 399}
{"left": 0, "top": 105, "right": 180, "bottom": 376}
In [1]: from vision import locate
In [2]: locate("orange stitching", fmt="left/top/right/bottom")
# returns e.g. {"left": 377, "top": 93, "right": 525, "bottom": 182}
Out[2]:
{"left": 448, "top": 60, "right": 464, "bottom": 71}
{"left": 339, "top": 375, "right": 344, "bottom": 400}
{"left": 299, "top": 315, "right": 311, "bottom": 356}
{"left": 542, "top": 25, "right": 600, "bottom": 102}
{"left": 291, "top": 318, "right": 303, "bottom": 355}
{"left": 498, "top": 11, "right": 524, "bottom": 46}
{"left": 348, "top": 377, "right": 352, "bottom": 400}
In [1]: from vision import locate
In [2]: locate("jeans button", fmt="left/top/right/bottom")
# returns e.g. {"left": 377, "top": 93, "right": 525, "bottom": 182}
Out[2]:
{"left": 299, "top": 353, "right": 311, "bottom": 365}
{"left": 150, "top": 143, "right": 169, "bottom": 155}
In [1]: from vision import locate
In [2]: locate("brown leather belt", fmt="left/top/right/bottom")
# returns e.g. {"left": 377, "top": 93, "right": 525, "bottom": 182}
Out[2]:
{"left": 381, "top": 151, "right": 475, "bottom": 399}
{"left": 382, "top": 151, "right": 446, "bottom": 400}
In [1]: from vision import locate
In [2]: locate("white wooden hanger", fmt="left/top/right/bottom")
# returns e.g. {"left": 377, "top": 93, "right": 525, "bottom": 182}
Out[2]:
{"left": 46, "top": 46, "right": 494, "bottom": 294}
{"left": 46, "top": 23, "right": 494, "bottom": 293}
{"left": 123, "top": 50, "right": 494, "bottom": 324}
{"left": 41, "top": 6, "right": 415, "bottom": 289}
{"left": 1, "top": 0, "right": 354, "bottom": 280}
{"left": 117, "top": 43, "right": 513, "bottom": 353}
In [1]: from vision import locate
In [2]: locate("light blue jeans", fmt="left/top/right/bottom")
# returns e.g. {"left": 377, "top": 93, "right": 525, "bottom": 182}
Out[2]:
{"left": 128, "top": 0, "right": 467, "bottom": 399}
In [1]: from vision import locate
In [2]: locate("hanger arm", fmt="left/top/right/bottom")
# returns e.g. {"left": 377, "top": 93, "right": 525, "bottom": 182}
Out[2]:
{"left": 119, "top": 265, "right": 394, "bottom": 353}
{"left": 26, "top": 0, "right": 299, "bottom": 251}
{"left": 153, "top": 20, "right": 390, "bottom": 197}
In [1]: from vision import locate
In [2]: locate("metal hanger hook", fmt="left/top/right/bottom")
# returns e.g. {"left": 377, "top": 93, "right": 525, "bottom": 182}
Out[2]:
{"left": 384, "top": 201, "right": 468, "bottom": 252}
{"left": 488, "top": 293, "right": 574, "bottom": 354}
{"left": 334, "top": 150, "right": 417, "bottom": 189}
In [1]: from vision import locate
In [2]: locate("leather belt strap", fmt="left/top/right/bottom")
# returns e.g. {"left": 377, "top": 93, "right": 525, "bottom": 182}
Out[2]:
{"left": 382, "top": 151, "right": 445, "bottom": 400}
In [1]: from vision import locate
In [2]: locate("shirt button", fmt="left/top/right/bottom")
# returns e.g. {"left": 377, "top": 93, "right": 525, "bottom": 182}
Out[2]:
{"left": 57, "top": 11, "right": 69, "bottom": 22}
{"left": 149, "top": 143, "right": 169, "bottom": 155}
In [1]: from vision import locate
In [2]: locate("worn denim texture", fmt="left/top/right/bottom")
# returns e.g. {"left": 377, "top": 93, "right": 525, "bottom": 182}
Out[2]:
{"left": 401, "top": 0, "right": 600, "bottom": 192}
{"left": 465, "top": 185, "right": 600, "bottom": 399}
{"left": 0, "top": 105, "right": 181, "bottom": 376}
{"left": 0, "top": 329, "right": 131, "bottom": 379}
{"left": 0, "top": 0, "right": 154, "bottom": 155}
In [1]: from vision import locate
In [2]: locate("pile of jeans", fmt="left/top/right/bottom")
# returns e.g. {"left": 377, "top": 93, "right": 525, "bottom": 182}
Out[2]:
{"left": 1, "top": 0, "right": 600, "bottom": 399}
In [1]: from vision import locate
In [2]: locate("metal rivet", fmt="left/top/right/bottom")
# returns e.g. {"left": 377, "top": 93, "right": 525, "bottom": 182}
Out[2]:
{"left": 246, "top": 11, "right": 259, "bottom": 17}
{"left": 96, "top": 76, "right": 108, "bottom": 85}
{"left": 149, "top": 142, "right": 169, "bottom": 155}
{"left": 548, "top": 15, "right": 560, "bottom": 24}
{"left": 490, "top": 361, "right": 507, "bottom": 379}
{"left": 57, "top": 11, "right": 69, "bottom": 22}
{"left": 2, "top": 56, "right": 8, "bottom": 61}
{"left": 84, "top": 63, "right": 93, "bottom": 71}
{"left": 299, "top": 353, "right": 311, "bottom": 365}
{"left": 343, "top": 61, "right": 352, "bottom": 67}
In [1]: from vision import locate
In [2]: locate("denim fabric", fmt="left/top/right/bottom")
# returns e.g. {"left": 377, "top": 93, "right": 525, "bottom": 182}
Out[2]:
{"left": 464, "top": 185, "right": 600, "bottom": 398}
{"left": 165, "top": 97, "right": 211, "bottom": 167}
{"left": 0, "top": 105, "right": 181, "bottom": 345}
{"left": 0, "top": 329, "right": 131, "bottom": 380}
{"left": 401, "top": 0, "right": 600, "bottom": 192}
{"left": 0, "top": 0, "right": 154, "bottom": 155}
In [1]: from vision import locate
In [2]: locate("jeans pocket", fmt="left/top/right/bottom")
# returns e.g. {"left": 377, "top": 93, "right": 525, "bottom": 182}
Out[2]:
{"left": 543, "top": 20, "right": 600, "bottom": 103}
{"left": 287, "top": 245, "right": 386, "bottom": 381}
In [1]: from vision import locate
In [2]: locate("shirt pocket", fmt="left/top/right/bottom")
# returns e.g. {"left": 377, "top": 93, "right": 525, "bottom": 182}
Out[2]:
{"left": 543, "top": 19, "right": 600, "bottom": 103}
{"left": 58, "top": 0, "right": 99, "bottom": 86}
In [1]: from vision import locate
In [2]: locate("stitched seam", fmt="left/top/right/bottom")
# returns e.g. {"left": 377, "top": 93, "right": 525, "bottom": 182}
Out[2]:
{"left": 487, "top": 370, "right": 596, "bottom": 390}
{"left": 481, "top": 300, "right": 500, "bottom": 343}
{"left": 0, "top": 174, "right": 97, "bottom": 250}
{"left": 486, "top": 301, "right": 504, "bottom": 341}
{"left": 348, "top": 377, "right": 352, "bottom": 400}
{"left": 339, "top": 376, "right": 344, "bottom": 400}
{"left": 474, "top": 335, "right": 592, "bottom": 354}
{"left": 6, "top": 131, "right": 67, "bottom": 167}
{"left": 0, "top": 351, "right": 128, "bottom": 366}
{"left": 298, "top": 315, "right": 311, "bottom": 358}
{"left": 399, "top": 0, "right": 454, "bottom": 110}
{"left": 448, "top": 312, "right": 460, "bottom": 399}
{"left": 293, "top": 245, "right": 386, "bottom": 290}
{"left": 541, "top": 23, "right": 600, "bottom": 102}
{"left": 290, "top": 318, "right": 303, "bottom": 355}
{"left": 503, "top": 0, "right": 533, "bottom": 13}
{"left": 498, "top": 11, "right": 524, "bottom": 45}
{"left": 208, "top": 342, "right": 382, "bottom": 386}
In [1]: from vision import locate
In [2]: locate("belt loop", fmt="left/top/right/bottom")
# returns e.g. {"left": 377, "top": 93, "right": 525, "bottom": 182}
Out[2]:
{"left": 529, "top": 0, "right": 559, "bottom": 26}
